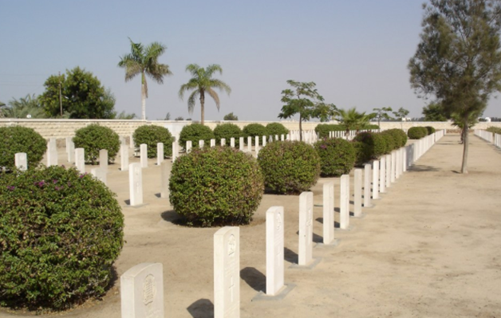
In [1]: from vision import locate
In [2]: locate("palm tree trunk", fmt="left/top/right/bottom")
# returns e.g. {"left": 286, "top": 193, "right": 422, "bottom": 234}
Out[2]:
{"left": 460, "top": 119, "right": 469, "bottom": 174}
{"left": 200, "top": 92, "right": 205, "bottom": 125}
{"left": 141, "top": 73, "right": 146, "bottom": 120}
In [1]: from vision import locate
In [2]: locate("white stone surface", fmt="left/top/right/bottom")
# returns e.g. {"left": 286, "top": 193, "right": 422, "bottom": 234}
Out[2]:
{"left": 266, "top": 206, "right": 284, "bottom": 296}
{"left": 298, "top": 192, "right": 314, "bottom": 266}
{"left": 90, "top": 167, "right": 107, "bottom": 185}
{"left": 99, "top": 149, "right": 108, "bottom": 173}
{"left": 247, "top": 137, "right": 252, "bottom": 152}
{"left": 380, "top": 156, "right": 386, "bottom": 193}
{"left": 340, "top": 174, "right": 350, "bottom": 229}
{"left": 354, "top": 169, "right": 363, "bottom": 217}
{"left": 47, "top": 138, "right": 58, "bottom": 166}
{"left": 230, "top": 138, "right": 235, "bottom": 148}
{"left": 391, "top": 151, "right": 396, "bottom": 183}
{"left": 214, "top": 227, "right": 240, "bottom": 318}
{"left": 67, "top": 139, "right": 75, "bottom": 163}
{"left": 262, "top": 136, "right": 266, "bottom": 146}
{"left": 129, "top": 163, "right": 143, "bottom": 206}
{"left": 199, "top": 140, "right": 205, "bottom": 149}
{"left": 239, "top": 137, "right": 244, "bottom": 151}
{"left": 281, "top": 134, "right": 285, "bottom": 141}
{"left": 120, "top": 263, "right": 164, "bottom": 318}
{"left": 254, "top": 136, "right": 259, "bottom": 153}
{"left": 120, "top": 145, "right": 129, "bottom": 171}
{"left": 15, "top": 152, "right": 27, "bottom": 171}
{"left": 364, "top": 164, "right": 372, "bottom": 208}
{"left": 75, "top": 148, "right": 85, "bottom": 173}
{"left": 210, "top": 139, "right": 216, "bottom": 147}
{"left": 372, "top": 160, "right": 379, "bottom": 200}
{"left": 322, "top": 182, "right": 335, "bottom": 244}
{"left": 172, "top": 141, "right": 178, "bottom": 162}
{"left": 186, "top": 141, "right": 192, "bottom": 153}
{"left": 140, "top": 144, "right": 148, "bottom": 168}
{"left": 157, "top": 143, "right": 164, "bottom": 165}
{"left": 221, "top": 138, "right": 226, "bottom": 146}
{"left": 160, "top": 161, "right": 170, "bottom": 199}
{"left": 385, "top": 154, "right": 391, "bottom": 188}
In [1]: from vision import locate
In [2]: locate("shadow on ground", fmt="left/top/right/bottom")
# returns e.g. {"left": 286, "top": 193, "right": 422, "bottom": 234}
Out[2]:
{"left": 187, "top": 299, "right": 214, "bottom": 318}
{"left": 408, "top": 165, "right": 440, "bottom": 172}
{"left": 240, "top": 267, "right": 266, "bottom": 293}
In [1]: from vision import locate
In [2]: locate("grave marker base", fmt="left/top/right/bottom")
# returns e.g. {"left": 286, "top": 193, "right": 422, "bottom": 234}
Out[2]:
{"left": 251, "top": 283, "right": 296, "bottom": 302}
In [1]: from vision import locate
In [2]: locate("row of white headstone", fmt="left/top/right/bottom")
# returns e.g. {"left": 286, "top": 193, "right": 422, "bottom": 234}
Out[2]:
{"left": 474, "top": 129, "right": 501, "bottom": 149}
{"left": 120, "top": 131, "right": 447, "bottom": 318}
{"left": 328, "top": 129, "right": 378, "bottom": 140}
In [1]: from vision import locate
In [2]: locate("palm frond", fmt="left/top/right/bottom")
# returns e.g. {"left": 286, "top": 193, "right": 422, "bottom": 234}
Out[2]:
{"left": 185, "top": 64, "right": 201, "bottom": 76}
{"left": 206, "top": 88, "right": 220, "bottom": 111}
{"left": 179, "top": 78, "right": 200, "bottom": 99}
{"left": 187, "top": 90, "right": 199, "bottom": 114}
{"left": 209, "top": 79, "right": 231, "bottom": 95}
{"left": 205, "top": 64, "right": 223, "bottom": 77}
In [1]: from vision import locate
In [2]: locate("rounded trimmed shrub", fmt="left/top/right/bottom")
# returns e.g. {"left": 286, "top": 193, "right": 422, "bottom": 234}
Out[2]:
{"left": 169, "top": 146, "right": 264, "bottom": 227}
{"left": 380, "top": 131, "right": 398, "bottom": 153}
{"left": 315, "top": 124, "right": 348, "bottom": 138}
{"left": 73, "top": 124, "right": 120, "bottom": 164}
{"left": 385, "top": 128, "right": 408, "bottom": 147}
{"left": 425, "top": 126, "right": 436, "bottom": 135}
{"left": 408, "top": 127, "right": 427, "bottom": 139}
{"left": 243, "top": 123, "right": 267, "bottom": 145}
{"left": 353, "top": 132, "right": 387, "bottom": 165}
{"left": 258, "top": 141, "right": 320, "bottom": 194}
{"left": 178, "top": 124, "right": 215, "bottom": 149}
{"left": 266, "top": 123, "right": 289, "bottom": 137}
{"left": 0, "top": 165, "right": 124, "bottom": 309}
{"left": 0, "top": 126, "right": 47, "bottom": 169}
{"left": 133, "top": 125, "right": 173, "bottom": 158}
{"left": 314, "top": 138, "right": 356, "bottom": 177}
{"left": 213, "top": 123, "right": 243, "bottom": 148}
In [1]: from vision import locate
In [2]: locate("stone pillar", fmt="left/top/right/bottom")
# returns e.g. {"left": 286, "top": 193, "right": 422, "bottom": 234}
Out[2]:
{"left": 380, "top": 156, "right": 386, "bottom": 193}
{"left": 323, "top": 182, "right": 335, "bottom": 245}
{"left": 129, "top": 162, "right": 143, "bottom": 206}
{"left": 186, "top": 141, "right": 192, "bottom": 154}
{"left": 140, "top": 144, "right": 148, "bottom": 168}
{"left": 390, "top": 151, "right": 396, "bottom": 183}
{"left": 372, "top": 160, "right": 379, "bottom": 200}
{"left": 99, "top": 149, "right": 108, "bottom": 173}
{"left": 364, "top": 164, "right": 372, "bottom": 207}
{"left": 340, "top": 174, "right": 350, "bottom": 229}
{"left": 266, "top": 206, "right": 284, "bottom": 296}
{"left": 157, "top": 143, "right": 164, "bottom": 166}
{"left": 385, "top": 154, "right": 391, "bottom": 188}
{"left": 221, "top": 138, "right": 226, "bottom": 146}
{"left": 262, "top": 136, "right": 267, "bottom": 147}
{"left": 247, "top": 137, "right": 252, "bottom": 152}
{"left": 239, "top": 137, "right": 244, "bottom": 151}
{"left": 120, "top": 144, "right": 129, "bottom": 171}
{"left": 15, "top": 152, "right": 27, "bottom": 171}
{"left": 298, "top": 192, "right": 314, "bottom": 266}
{"left": 160, "top": 161, "right": 170, "bottom": 199}
{"left": 354, "top": 169, "right": 363, "bottom": 217}
{"left": 230, "top": 138, "right": 235, "bottom": 148}
{"left": 75, "top": 148, "right": 85, "bottom": 173}
{"left": 199, "top": 140, "right": 205, "bottom": 149}
{"left": 47, "top": 138, "right": 58, "bottom": 166}
{"left": 210, "top": 139, "right": 216, "bottom": 147}
{"left": 214, "top": 227, "right": 240, "bottom": 318}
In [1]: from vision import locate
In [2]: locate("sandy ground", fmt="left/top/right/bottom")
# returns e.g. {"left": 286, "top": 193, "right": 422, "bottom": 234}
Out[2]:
{"left": 1, "top": 133, "right": 501, "bottom": 318}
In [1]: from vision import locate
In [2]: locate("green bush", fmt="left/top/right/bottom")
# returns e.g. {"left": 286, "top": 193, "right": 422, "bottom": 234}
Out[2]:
{"left": 380, "top": 131, "right": 397, "bottom": 153}
{"left": 169, "top": 147, "right": 264, "bottom": 227}
{"left": 258, "top": 141, "right": 320, "bottom": 194}
{"left": 133, "top": 125, "right": 173, "bottom": 158}
{"left": 0, "top": 166, "right": 123, "bottom": 309}
{"left": 408, "top": 127, "right": 427, "bottom": 139}
{"left": 0, "top": 126, "right": 47, "bottom": 169}
{"left": 425, "top": 126, "right": 436, "bottom": 135}
{"left": 266, "top": 123, "right": 289, "bottom": 137}
{"left": 213, "top": 123, "right": 243, "bottom": 147}
{"left": 314, "top": 138, "right": 356, "bottom": 177}
{"left": 178, "top": 124, "right": 215, "bottom": 149}
{"left": 315, "top": 124, "right": 346, "bottom": 138}
{"left": 352, "top": 132, "right": 387, "bottom": 165}
{"left": 243, "top": 123, "right": 268, "bottom": 145}
{"left": 487, "top": 126, "right": 501, "bottom": 134}
{"left": 385, "top": 128, "right": 408, "bottom": 147}
{"left": 73, "top": 124, "right": 120, "bottom": 164}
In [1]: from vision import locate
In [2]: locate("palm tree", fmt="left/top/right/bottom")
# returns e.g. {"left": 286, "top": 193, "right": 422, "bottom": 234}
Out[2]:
{"left": 178, "top": 64, "right": 231, "bottom": 125}
{"left": 337, "top": 107, "right": 371, "bottom": 137}
{"left": 118, "top": 38, "right": 172, "bottom": 120}
{"left": 3, "top": 94, "right": 48, "bottom": 118}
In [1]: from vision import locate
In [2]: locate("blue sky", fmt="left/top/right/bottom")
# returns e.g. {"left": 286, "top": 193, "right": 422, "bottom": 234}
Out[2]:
{"left": 1, "top": 0, "right": 499, "bottom": 120}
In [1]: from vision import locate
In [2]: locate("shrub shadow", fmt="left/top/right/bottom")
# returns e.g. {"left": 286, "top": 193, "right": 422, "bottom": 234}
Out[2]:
{"left": 240, "top": 267, "right": 266, "bottom": 292}
{"left": 187, "top": 299, "right": 214, "bottom": 318}
{"left": 160, "top": 210, "right": 182, "bottom": 224}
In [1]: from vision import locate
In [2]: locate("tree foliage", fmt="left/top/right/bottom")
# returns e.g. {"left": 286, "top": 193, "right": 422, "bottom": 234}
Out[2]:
{"left": 409, "top": 0, "right": 501, "bottom": 173}
{"left": 371, "top": 107, "right": 393, "bottom": 129}
{"left": 422, "top": 102, "right": 448, "bottom": 121}
{"left": 39, "top": 67, "right": 115, "bottom": 119}
{"left": 337, "top": 107, "right": 371, "bottom": 135}
{"left": 118, "top": 38, "right": 172, "bottom": 120}
{"left": 2, "top": 94, "right": 47, "bottom": 119}
{"left": 179, "top": 64, "right": 231, "bottom": 125}
{"left": 223, "top": 112, "right": 238, "bottom": 120}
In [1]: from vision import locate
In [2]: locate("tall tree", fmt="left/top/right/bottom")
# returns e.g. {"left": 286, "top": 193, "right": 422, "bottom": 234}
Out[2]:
{"left": 39, "top": 67, "right": 114, "bottom": 119}
{"left": 371, "top": 107, "right": 393, "bottom": 130}
{"left": 409, "top": 0, "right": 501, "bottom": 173}
{"left": 278, "top": 80, "right": 326, "bottom": 141}
{"left": 118, "top": 38, "right": 172, "bottom": 120}
{"left": 178, "top": 64, "right": 231, "bottom": 125}
{"left": 337, "top": 107, "right": 371, "bottom": 136}
{"left": 393, "top": 107, "right": 410, "bottom": 121}
{"left": 422, "top": 102, "right": 448, "bottom": 121}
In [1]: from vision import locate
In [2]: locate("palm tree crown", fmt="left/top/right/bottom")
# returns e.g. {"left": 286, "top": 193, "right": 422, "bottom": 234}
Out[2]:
{"left": 178, "top": 64, "right": 231, "bottom": 125}
{"left": 337, "top": 108, "right": 371, "bottom": 136}
{"left": 118, "top": 38, "right": 172, "bottom": 120}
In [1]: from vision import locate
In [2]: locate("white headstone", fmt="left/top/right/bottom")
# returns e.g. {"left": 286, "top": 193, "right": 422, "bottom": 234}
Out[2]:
{"left": 160, "top": 161, "right": 170, "bottom": 199}
{"left": 372, "top": 160, "right": 379, "bottom": 200}
{"left": 129, "top": 134, "right": 134, "bottom": 149}
{"left": 129, "top": 163, "right": 143, "bottom": 206}
{"left": 120, "top": 136, "right": 126, "bottom": 146}
{"left": 221, "top": 138, "right": 226, "bottom": 146}
{"left": 171, "top": 141, "right": 178, "bottom": 162}
{"left": 65, "top": 137, "right": 72, "bottom": 154}
{"left": 120, "top": 263, "right": 164, "bottom": 318}
{"left": 15, "top": 152, "right": 27, "bottom": 171}
{"left": 363, "top": 164, "right": 372, "bottom": 208}
{"left": 199, "top": 140, "right": 205, "bottom": 149}
{"left": 280, "top": 134, "right": 285, "bottom": 141}
{"left": 210, "top": 139, "right": 216, "bottom": 147}
{"left": 186, "top": 140, "right": 192, "bottom": 154}
{"left": 340, "top": 175, "right": 350, "bottom": 229}
{"left": 99, "top": 149, "right": 108, "bottom": 173}
{"left": 75, "top": 148, "right": 85, "bottom": 173}
{"left": 230, "top": 138, "right": 235, "bottom": 148}
{"left": 262, "top": 136, "right": 267, "bottom": 147}
{"left": 298, "top": 192, "right": 313, "bottom": 266}
{"left": 275, "top": 135, "right": 279, "bottom": 141}
{"left": 214, "top": 227, "right": 240, "bottom": 318}
{"left": 266, "top": 206, "right": 284, "bottom": 296}
{"left": 354, "top": 169, "right": 363, "bottom": 217}
{"left": 157, "top": 143, "right": 164, "bottom": 165}
{"left": 322, "top": 182, "right": 335, "bottom": 245}
{"left": 254, "top": 136, "right": 259, "bottom": 151}
{"left": 385, "top": 154, "right": 391, "bottom": 188}
{"left": 47, "top": 138, "right": 58, "bottom": 166}
{"left": 247, "top": 137, "right": 252, "bottom": 152}
{"left": 67, "top": 139, "right": 75, "bottom": 163}
{"left": 90, "top": 167, "right": 107, "bottom": 185}
{"left": 120, "top": 144, "right": 129, "bottom": 171}
{"left": 391, "top": 151, "right": 396, "bottom": 183}
{"left": 380, "top": 156, "right": 386, "bottom": 193}
{"left": 239, "top": 137, "right": 244, "bottom": 151}
{"left": 140, "top": 144, "right": 148, "bottom": 168}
